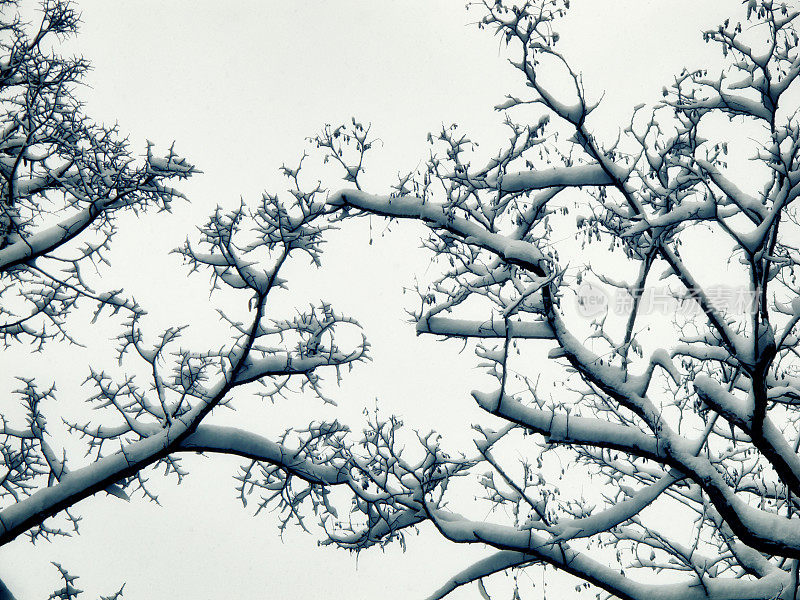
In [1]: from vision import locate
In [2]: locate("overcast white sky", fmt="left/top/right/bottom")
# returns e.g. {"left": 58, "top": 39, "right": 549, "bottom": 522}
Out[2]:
{"left": 0, "top": 2, "right": 737, "bottom": 598}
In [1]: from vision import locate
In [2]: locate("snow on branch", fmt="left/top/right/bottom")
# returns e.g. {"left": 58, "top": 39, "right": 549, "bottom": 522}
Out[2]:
{"left": 307, "top": 1, "right": 800, "bottom": 598}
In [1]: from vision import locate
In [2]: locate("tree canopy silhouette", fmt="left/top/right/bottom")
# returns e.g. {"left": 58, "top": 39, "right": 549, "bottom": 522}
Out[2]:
{"left": 7, "top": 1, "right": 800, "bottom": 599}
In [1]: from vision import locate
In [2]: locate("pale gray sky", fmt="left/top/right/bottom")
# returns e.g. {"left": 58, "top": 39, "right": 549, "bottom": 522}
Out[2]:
{"left": 0, "top": 2, "right": 735, "bottom": 598}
